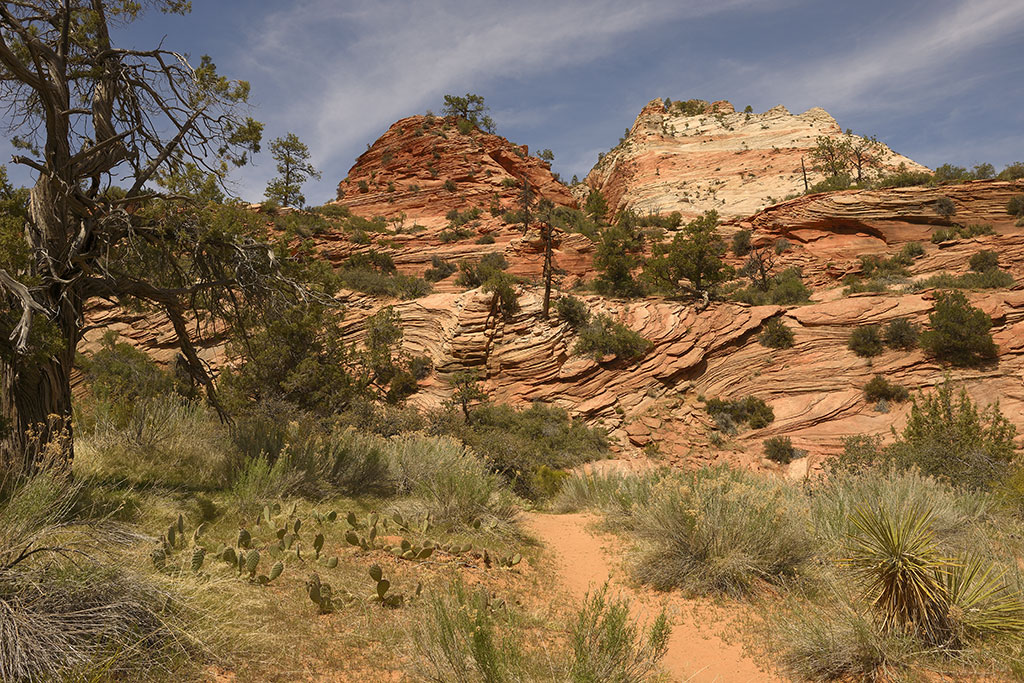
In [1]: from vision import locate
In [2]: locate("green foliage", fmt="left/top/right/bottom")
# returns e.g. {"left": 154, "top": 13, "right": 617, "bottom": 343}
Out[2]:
{"left": 441, "top": 93, "right": 496, "bottom": 133}
{"left": 1006, "top": 195, "right": 1024, "bottom": 217}
{"left": 424, "top": 256, "right": 456, "bottom": 282}
{"left": 264, "top": 133, "right": 320, "bottom": 207}
{"left": 704, "top": 396, "right": 775, "bottom": 433}
{"left": 969, "top": 250, "right": 999, "bottom": 272}
{"left": 997, "top": 162, "right": 1024, "bottom": 180}
{"left": 920, "top": 290, "right": 997, "bottom": 366}
{"left": 584, "top": 189, "right": 609, "bottom": 222}
{"left": 916, "top": 269, "right": 1014, "bottom": 291}
{"left": 634, "top": 465, "right": 813, "bottom": 595}
{"left": 79, "top": 331, "right": 177, "bottom": 402}
{"left": 446, "top": 402, "right": 609, "bottom": 500}
{"left": 848, "top": 325, "right": 884, "bottom": 357}
{"left": 732, "top": 267, "right": 811, "bottom": 305}
{"left": 846, "top": 504, "right": 949, "bottom": 641}
{"left": 482, "top": 271, "right": 520, "bottom": 319}
{"left": 556, "top": 295, "right": 591, "bottom": 329}
{"left": 593, "top": 222, "right": 646, "bottom": 298}
{"left": 884, "top": 318, "right": 919, "bottom": 350}
{"left": 863, "top": 375, "right": 909, "bottom": 403}
{"left": 759, "top": 317, "right": 794, "bottom": 349}
{"left": 456, "top": 252, "right": 509, "bottom": 288}
{"left": 569, "top": 584, "right": 670, "bottom": 682}
{"left": 934, "top": 196, "right": 957, "bottom": 220}
{"left": 443, "top": 179, "right": 457, "bottom": 192}
{"left": 642, "top": 210, "right": 734, "bottom": 298}
{"left": 572, "top": 314, "right": 651, "bottom": 363}
{"left": 931, "top": 222, "right": 994, "bottom": 243}
{"left": 731, "top": 229, "right": 752, "bottom": 256}
{"left": 763, "top": 436, "right": 798, "bottom": 464}
{"left": 832, "top": 378, "right": 1017, "bottom": 491}
{"left": 870, "top": 167, "right": 933, "bottom": 189}
{"left": 475, "top": 233, "right": 496, "bottom": 245}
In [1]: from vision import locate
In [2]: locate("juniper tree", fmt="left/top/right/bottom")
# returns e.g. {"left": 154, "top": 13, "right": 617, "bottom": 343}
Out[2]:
{"left": 0, "top": 1, "right": 329, "bottom": 472}
{"left": 441, "top": 93, "right": 495, "bottom": 133}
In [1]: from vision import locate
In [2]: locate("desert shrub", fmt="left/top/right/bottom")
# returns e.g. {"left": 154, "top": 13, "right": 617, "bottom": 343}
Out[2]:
{"left": 935, "top": 196, "right": 956, "bottom": 219}
{"left": 732, "top": 229, "right": 752, "bottom": 256}
{"left": 759, "top": 317, "right": 794, "bottom": 349}
{"left": 387, "top": 434, "right": 517, "bottom": 527}
{"left": 572, "top": 314, "right": 651, "bottom": 363}
{"left": 633, "top": 466, "right": 813, "bottom": 595}
{"left": 79, "top": 330, "right": 178, "bottom": 401}
{"left": 424, "top": 255, "right": 456, "bottom": 282}
{"left": 917, "top": 269, "right": 1014, "bottom": 290}
{"left": 1006, "top": 195, "right": 1024, "bottom": 217}
{"left": 870, "top": 168, "right": 933, "bottom": 189}
{"left": 76, "top": 396, "right": 235, "bottom": 489}
{"left": 552, "top": 469, "right": 668, "bottom": 519}
{"left": 763, "top": 436, "right": 797, "bottom": 464}
{"left": 932, "top": 223, "right": 994, "bottom": 243}
{"left": 408, "top": 355, "right": 433, "bottom": 380}
{"left": 445, "top": 207, "right": 482, "bottom": 226}
{"left": 443, "top": 179, "right": 457, "bottom": 192}
{"left": 998, "top": 162, "right": 1024, "bottom": 180}
{"left": 848, "top": 325, "right": 884, "bottom": 357}
{"left": 340, "top": 268, "right": 431, "bottom": 299}
{"left": 448, "top": 402, "right": 609, "bottom": 500}
{"left": 0, "top": 470, "right": 198, "bottom": 681}
{"left": 569, "top": 584, "right": 671, "bottom": 682}
{"left": 704, "top": 396, "right": 775, "bottom": 431}
{"left": 900, "top": 241, "right": 925, "bottom": 259}
{"left": 732, "top": 267, "right": 811, "bottom": 306}
{"left": 883, "top": 318, "right": 918, "bottom": 350}
{"left": 455, "top": 252, "right": 508, "bottom": 288}
{"left": 415, "top": 578, "right": 527, "bottom": 682}
{"left": 863, "top": 375, "right": 909, "bottom": 403}
{"left": 482, "top": 271, "right": 520, "bottom": 318}
{"left": 830, "top": 379, "right": 1016, "bottom": 491}
{"left": 969, "top": 250, "right": 999, "bottom": 272}
{"left": 438, "top": 226, "right": 473, "bottom": 243}
{"left": 475, "top": 233, "right": 495, "bottom": 244}
{"left": 556, "top": 295, "right": 591, "bottom": 328}
{"left": 920, "top": 290, "right": 997, "bottom": 366}
{"left": 809, "top": 174, "right": 852, "bottom": 193}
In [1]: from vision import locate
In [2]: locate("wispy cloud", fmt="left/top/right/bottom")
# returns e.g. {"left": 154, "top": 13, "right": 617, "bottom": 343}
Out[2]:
{"left": 232, "top": 0, "right": 782, "bottom": 200}
{"left": 743, "top": 0, "right": 1024, "bottom": 114}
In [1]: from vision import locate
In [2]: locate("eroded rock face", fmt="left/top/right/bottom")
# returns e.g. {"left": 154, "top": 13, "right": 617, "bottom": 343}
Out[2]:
{"left": 584, "top": 98, "right": 927, "bottom": 219}
{"left": 333, "top": 114, "right": 574, "bottom": 229}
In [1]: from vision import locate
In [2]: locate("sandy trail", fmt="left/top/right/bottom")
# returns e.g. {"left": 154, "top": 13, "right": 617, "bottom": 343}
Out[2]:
{"left": 523, "top": 512, "right": 783, "bottom": 683}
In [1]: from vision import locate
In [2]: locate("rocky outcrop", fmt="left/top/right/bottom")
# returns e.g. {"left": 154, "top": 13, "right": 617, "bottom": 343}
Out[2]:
{"left": 333, "top": 115, "right": 574, "bottom": 229}
{"left": 584, "top": 98, "right": 927, "bottom": 219}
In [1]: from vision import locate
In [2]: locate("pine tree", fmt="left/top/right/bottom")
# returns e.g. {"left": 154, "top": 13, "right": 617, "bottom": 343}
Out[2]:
{"left": 265, "top": 133, "right": 321, "bottom": 207}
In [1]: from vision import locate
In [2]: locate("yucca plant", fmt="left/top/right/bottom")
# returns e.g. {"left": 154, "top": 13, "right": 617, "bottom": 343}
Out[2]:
{"left": 845, "top": 504, "right": 950, "bottom": 642}
{"left": 941, "top": 554, "right": 1024, "bottom": 643}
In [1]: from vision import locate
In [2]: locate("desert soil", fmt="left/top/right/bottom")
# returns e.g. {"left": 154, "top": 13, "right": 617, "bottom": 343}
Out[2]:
{"left": 523, "top": 512, "right": 783, "bottom": 682}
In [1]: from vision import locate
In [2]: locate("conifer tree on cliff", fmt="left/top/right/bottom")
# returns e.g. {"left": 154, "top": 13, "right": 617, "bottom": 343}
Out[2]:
{"left": 265, "top": 132, "right": 320, "bottom": 207}
{"left": 0, "top": 1, "right": 328, "bottom": 474}
{"left": 441, "top": 93, "right": 495, "bottom": 133}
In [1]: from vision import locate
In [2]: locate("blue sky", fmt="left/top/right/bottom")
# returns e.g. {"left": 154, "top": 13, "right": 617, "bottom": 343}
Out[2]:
{"left": 5, "top": 0, "right": 1024, "bottom": 204}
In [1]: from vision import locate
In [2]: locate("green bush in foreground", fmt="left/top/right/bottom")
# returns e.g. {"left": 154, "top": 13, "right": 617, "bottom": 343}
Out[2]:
{"left": 634, "top": 465, "right": 813, "bottom": 595}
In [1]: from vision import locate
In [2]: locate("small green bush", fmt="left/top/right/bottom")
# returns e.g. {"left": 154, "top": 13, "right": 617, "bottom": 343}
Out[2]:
{"left": 443, "top": 179, "right": 457, "bottom": 192}
{"left": 424, "top": 255, "right": 456, "bottom": 282}
{"left": 916, "top": 269, "right": 1014, "bottom": 290}
{"left": 482, "top": 271, "right": 520, "bottom": 318}
{"left": 863, "top": 375, "right": 909, "bottom": 403}
{"left": 763, "top": 436, "right": 797, "bottom": 464}
{"left": 848, "top": 325, "right": 884, "bottom": 357}
{"left": 900, "top": 241, "right": 925, "bottom": 259}
{"left": 475, "top": 233, "right": 495, "bottom": 244}
{"left": 935, "top": 196, "right": 956, "bottom": 219}
{"left": 572, "top": 314, "right": 651, "bottom": 363}
{"left": 705, "top": 396, "right": 775, "bottom": 432}
{"left": 969, "top": 250, "right": 999, "bottom": 272}
{"left": 556, "top": 295, "right": 591, "bottom": 328}
{"left": 920, "top": 290, "right": 997, "bottom": 366}
{"left": 732, "top": 229, "right": 752, "bottom": 256}
{"left": 455, "top": 252, "right": 508, "bottom": 288}
{"left": 1005, "top": 195, "right": 1024, "bottom": 217}
{"left": 759, "top": 317, "right": 794, "bottom": 349}
{"left": 883, "top": 318, "right": 919, "bottom": 350}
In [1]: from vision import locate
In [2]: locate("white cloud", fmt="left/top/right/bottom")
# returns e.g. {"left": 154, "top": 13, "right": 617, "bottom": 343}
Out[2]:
{"left": 233, "top": 0, "right": 784, "bottom": 200}
{"left": 743, "top": 0, "right": 1024, "bottom": 114}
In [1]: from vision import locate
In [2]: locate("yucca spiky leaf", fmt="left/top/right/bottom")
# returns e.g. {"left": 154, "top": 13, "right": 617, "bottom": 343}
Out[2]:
{"left": 941, "top": 554, "right": 1024, "bottom": 639}
{"left": 845, "top": 504, "right": 950, "bottom": 641}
